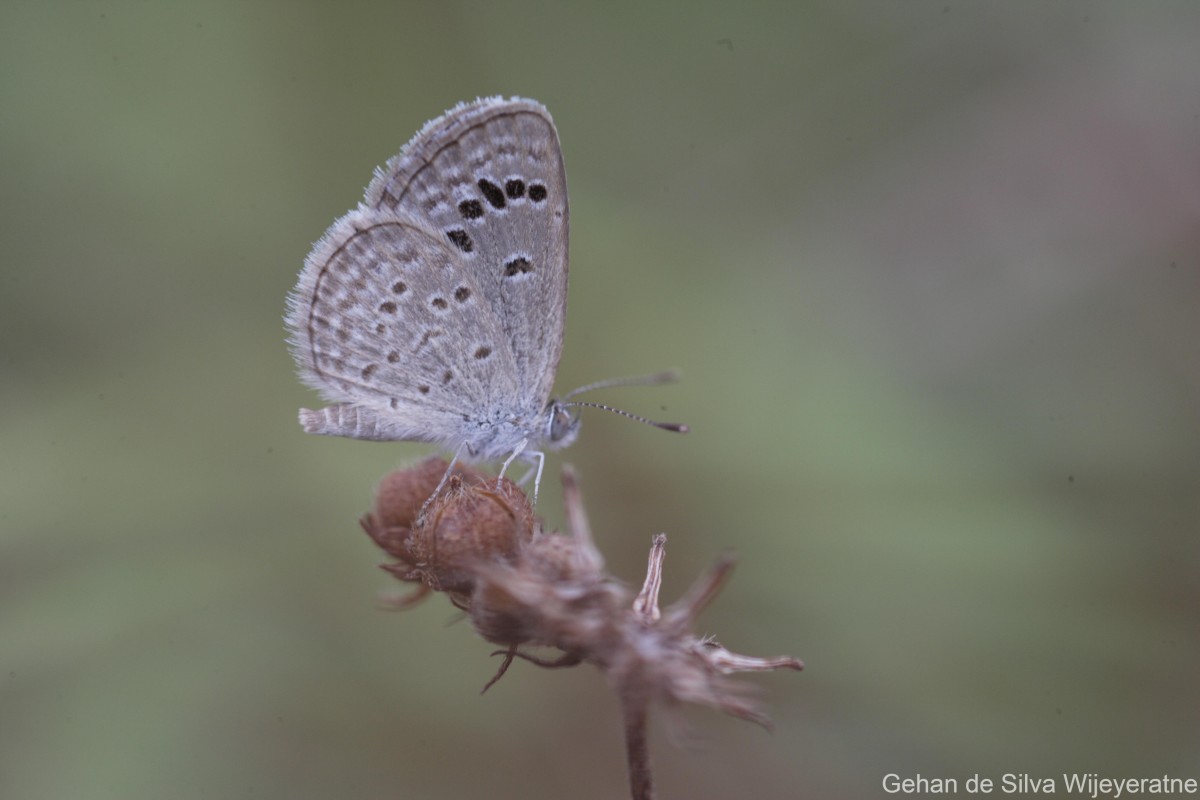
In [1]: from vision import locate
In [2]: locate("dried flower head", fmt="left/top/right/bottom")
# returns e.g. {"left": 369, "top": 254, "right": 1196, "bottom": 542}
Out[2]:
{"left": 362, "top": 459, "right": 803, "bottom": 800}
{"left": 361, "top": 456, "right": 536, "bottom": 608}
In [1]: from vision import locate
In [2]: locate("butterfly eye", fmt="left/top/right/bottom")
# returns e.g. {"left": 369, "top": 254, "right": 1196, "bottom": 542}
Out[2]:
{"left": 549, "top": 405, "right": 579, "bottom": 443}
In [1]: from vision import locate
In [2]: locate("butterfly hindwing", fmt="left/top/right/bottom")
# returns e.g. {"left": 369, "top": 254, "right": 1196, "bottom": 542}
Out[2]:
{"left": 287, "top": 208, "right": 521, "bottom": 436}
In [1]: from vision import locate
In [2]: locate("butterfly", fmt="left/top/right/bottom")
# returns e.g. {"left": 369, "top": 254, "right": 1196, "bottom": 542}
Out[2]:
{"left": 286, "top": 97, "right": 685, "bottom": 500}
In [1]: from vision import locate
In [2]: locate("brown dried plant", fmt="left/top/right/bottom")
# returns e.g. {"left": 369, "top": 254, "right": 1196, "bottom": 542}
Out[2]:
{"left": 359, "top": 457, "right": 803, "bottom": 800}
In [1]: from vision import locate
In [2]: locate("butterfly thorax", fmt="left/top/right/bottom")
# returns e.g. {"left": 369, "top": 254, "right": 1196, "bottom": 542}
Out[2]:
{"left": 458, "top": 399, "right": 580, "bottom": 462}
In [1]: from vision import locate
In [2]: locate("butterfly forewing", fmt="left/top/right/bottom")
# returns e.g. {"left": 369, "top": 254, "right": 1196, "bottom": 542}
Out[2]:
{"left": 364, "top": 97, "right": 570, "bottom": 411}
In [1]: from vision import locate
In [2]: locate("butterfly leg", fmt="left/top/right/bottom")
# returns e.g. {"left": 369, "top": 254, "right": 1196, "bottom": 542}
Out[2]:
{"left": 527, "top": 451, "right": 546, "bottom": 505}
{"left": 499, "top": 438, "right": 548, "bottom": 503}
{"left": 510, "top": 450, "right": 545, "bottom": 504}
{"left": 497, "top": 438, "right": 529, "bottom": 484}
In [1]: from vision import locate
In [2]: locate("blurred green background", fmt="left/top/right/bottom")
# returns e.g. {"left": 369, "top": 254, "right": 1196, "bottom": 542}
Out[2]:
{"left": 3, "top": 2, "right": 1197, "bottom": 798}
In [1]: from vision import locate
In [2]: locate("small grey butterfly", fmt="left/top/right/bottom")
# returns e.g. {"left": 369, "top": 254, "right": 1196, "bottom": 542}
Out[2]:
{"left": 286, "top": 96, "right": 685, "bottom": 499}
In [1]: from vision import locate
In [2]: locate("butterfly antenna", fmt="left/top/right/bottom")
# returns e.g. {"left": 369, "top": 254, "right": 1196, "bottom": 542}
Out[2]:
{"left": 561, "top": 401, "right": 689, "bottom": 434}
{"left": 562, "top": 369, "right": 682, "bottom": 400}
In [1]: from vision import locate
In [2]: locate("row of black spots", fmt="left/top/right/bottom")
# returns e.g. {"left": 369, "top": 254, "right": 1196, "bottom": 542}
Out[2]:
{"left": 452, "top": 178, "right": 548, "bottom": 222}
{"left": 446, "top": 178, "right": 549, "bottom": 254}
{"left": 503, "top": 256, "right": 533, "bottom": 277}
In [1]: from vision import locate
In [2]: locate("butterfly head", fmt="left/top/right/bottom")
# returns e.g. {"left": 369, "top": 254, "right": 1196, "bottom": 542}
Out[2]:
{"left": 544, "top": 399, "right": 582, "bottom": 451}
{"left": 542, "top": 371, "right": 690, "bottom": 453}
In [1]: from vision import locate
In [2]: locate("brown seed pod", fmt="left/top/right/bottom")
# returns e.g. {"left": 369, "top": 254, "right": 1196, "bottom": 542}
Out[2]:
{"left": 408, "top": 471, "right": 537, "bottom": 597}
{"left": 362, "top": 458, "right": 537, "bottom": 605}
{"left": 361, "top": 457, "right": 488, "bottom": 562}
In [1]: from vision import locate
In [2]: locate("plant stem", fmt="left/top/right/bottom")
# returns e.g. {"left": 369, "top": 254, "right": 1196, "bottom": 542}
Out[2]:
{"left": 623, "top": 689, "right": 655, "bottom": 800}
